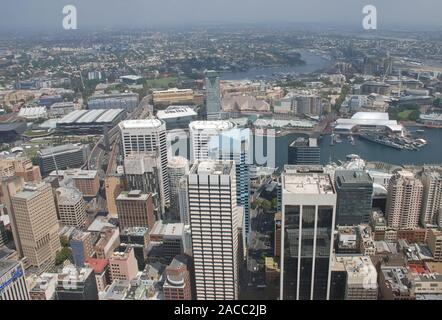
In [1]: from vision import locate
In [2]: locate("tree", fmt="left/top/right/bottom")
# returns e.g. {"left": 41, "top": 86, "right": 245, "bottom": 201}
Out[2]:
{"left": 261, "top": 199, "right": 272, "bottom": 211}
{"left": 55, "top": 247, "right": 72, "bottom": 266}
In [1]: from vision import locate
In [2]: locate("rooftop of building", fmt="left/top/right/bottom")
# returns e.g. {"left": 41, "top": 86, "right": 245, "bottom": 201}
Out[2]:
{"left": 50, "top": 168, "right": 98, "bottom": 179}
{"left": 120, "top": 227, "right": 149, "bottom": 237}
{"left": 13, "top": 182, "right": 48, "bottom": 200}
{"left": 119, "top": 118, "right": 164, "bottom": 130}
{"left": 157, "top": 106, "right": 197, "bottom": 119}
{"left": 85, "top": 258, "right": 109, "bottom": 274}
{"left": 189, "top": 120, "right": 234, "bottom": 131}
{"left": 117, "top": 190, "right": 150, "bottom": 201}
{"left": 102, "top": 280, "right": 130, "bottom": 300}
{"left": 283, "top": 171, "right": 335, "bottom": 195}
{"left": 167, "top": 156, "right": 189, "bottom": 169}
{"left": 39, "top": 143, "right": 84, "bottom": 157}
{"left": 57, "top": 264, "right": 93, "bottom": 282}
{"left": 381, "top": 266, "right": 413, "bottom": 294}
{"left": 335, "top": 170, "right": 373, "bottom": 185}
{"left": 56, "top": 187, "right": 83, "bottom": 205}
{"left": 0, "top": 259, "right": 21, "bottom": 278}
{"left": 190, "top": 160, "right": 234, "bottom": 176}
{"left": 150, "top": 220, "right": 184, "bottom": 238}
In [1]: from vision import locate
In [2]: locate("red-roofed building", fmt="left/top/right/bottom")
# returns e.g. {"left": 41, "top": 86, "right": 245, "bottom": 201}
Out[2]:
{"left": 85, "top": 258, "right": 111, "bottom": 292}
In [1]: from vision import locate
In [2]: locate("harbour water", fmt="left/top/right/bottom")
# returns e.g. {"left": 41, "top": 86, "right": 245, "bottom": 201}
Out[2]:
{"left": 277, "top": 127, "right": 442, "bottom": 168}
{"left": 220, "top": 50, "right": 331, "bottom": 81}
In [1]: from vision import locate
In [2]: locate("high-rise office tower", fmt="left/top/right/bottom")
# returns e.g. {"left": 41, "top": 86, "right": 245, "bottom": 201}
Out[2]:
{"left": 124, "top": 152, "right": 164, "bottom": 216}
{"left": 421, "top": 170, "right": 442, "bottom": 226}
{"left": 189, "top": 120, "right": 234, "bottom": 162}
{"left": 209, "top": 132, "right": 251, "bottom": 240}
{"left": 11, "top": 182, "right": 61, "bottom": 272}
{"left": 116, "top": 190, "right": 155, "bottom": 231}
{"left": 167, "top": 156, "right": 189, "bottom": 221}
{"left": 335, "top": 170, "right": 373, "bottom": 226}
{"left": 187, "top": 160, "right": 239, "bottom": 300}
{"left": 0, "top": 260, "right": 30, "bottom": 300}
{"left": 119, "top": 119, "right": 169, "bottom": 202}
{"left": 204, "top": 70, "right": 222, "bottom": 120}
{"left": 288, "top": 137, "right": 321, "bottom": 165}
{"left": 386, "top": 171, "right": 423, "bottom": 230}
{"left": 0, "top": 176, "right": 24, "bottom": 255}
{"left": 280, "top": 166, "right": 336, "bottom": 300}
{"left": 56, "top": 187, "right": 87, "bottom": 228}
{"left": 178, "top": 178, "right": 189, "bottom": 225}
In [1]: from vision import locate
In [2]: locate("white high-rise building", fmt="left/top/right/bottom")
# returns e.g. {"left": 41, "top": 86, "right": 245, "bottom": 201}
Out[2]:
{"left": 187, "top": 160, "right": 239, "bottom": 300}
{"left": 189, "top": 120, "right": 235, "bottom": 162}
{"left": 386, "top": 170, "right": 423, "bottom": 230}
{"left": 0, "top": 260, "right": 30, "bottom": 300}
{"left": 421, "top": 170, "right": 442, "bottom": 226}
{"left": 167, "top": 156, "right": 189, "bottom": 221}
{"left": 119, "top": 119, "right": 169, "bottom": 202}
{"left": 280, "top": 166, "right": 336, "bottom": 300}
{"left": 56, "top": 187, "right": 87, "bottom": 228}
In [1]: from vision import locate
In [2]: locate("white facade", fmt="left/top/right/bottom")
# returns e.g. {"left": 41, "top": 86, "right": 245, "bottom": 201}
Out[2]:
{"left": 189, "top": 121, "right": 234, "bottom": 162}
{"left": 119, "top": 119, "right": 169, "bottom": 202}
{"left": 187, "top": 160, "right": 239, "bottom": 300}
{"left": 167, "top": 156, "right": 189, "bottom": 221}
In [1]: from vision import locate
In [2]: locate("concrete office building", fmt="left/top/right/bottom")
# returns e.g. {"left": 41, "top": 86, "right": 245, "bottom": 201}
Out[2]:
{"left": 204, "top": 70, "right": 222, "bottom": 120}
{"left": 163, "top": 255, "right": 192, "bottom": 300}
{"left": 157, "top": 106, "right": 198, "bottom": 130}
{"left": 167, "top": 156, "right": 189, "bottom": 221}
{"left": 116, "top": 190, "right": 155, "bottom": 231}
{"left": 0, "top": 176, "right": 24, "bottom": 254}
{"left": 189, "top": 120, "right": 235, "bottom": 162}
{"left": 288, "top": 137, "right": 320, "bottom": 165}
{"left": 56, "top": 187, "right": 87, "bottom": 228}
{"left": 56, "top": 265, "right": 98, "bottom": 300}
{"left": 421, "top": 170, "right": 442, "bottom": 226}
{"left": 330, "top": 255, "right": 378, "bottom": 300}
{"left": 124, "top": 152, "right": 164, "bottom": 216}
{"left": 85, "top": 258, "right": 111, "bottom": 292}
{"left": 109, "top": 247, "right": 139, "bottom": 282}
{"left": 120, "top": 227, "right": 150, "bottom": 271}
{"left": 335, "top": 170, "right": 373, "bottom": 226}
{"left": 187, "top": 160, "right": 239, "bottom": 300}
{"left": 105, "top": 174, "right": 126, "bottom": 217}
{"left": 11, "top": 182, "right": 61, "bottom": 272}
{"left": 29, "top": 273, "right": 57, "bottom": 300}
{"left": 0, "top": 260, "right": 30, "bottom": 300}
{"left": 51, "top": 169, "right": 100, "bottom": 198}
{"left": 37, "top": 144, "right": 89, "bottom": 176}
{"left": 386, "top": 171, "right": 423, "bottom": 230}
{"left": 119, "top": 119, "right": 169, "bottom": 202}
{"left": 0, "top": 156, "right": 41, "bottom": 182}
{"left": 280, "top": 166, "right": 336, "bottom": 300}
{"left": 427, "top": 228, "right": 442, "bottom": 262}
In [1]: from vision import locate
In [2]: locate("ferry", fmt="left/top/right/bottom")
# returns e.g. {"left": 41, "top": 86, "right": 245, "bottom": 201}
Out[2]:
{"left": 419, "top": 113, "right": 442, "bottom": 128}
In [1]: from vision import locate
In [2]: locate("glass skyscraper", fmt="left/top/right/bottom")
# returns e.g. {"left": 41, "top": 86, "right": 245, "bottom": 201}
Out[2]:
{"left": 335, "top": 170, "right": 373, "bottom": 226}
{"left": 204, "top": 70, "right": 222, "bottom": 120}
{"left": 280, "top": 166, "right": 336, "bottom": 300}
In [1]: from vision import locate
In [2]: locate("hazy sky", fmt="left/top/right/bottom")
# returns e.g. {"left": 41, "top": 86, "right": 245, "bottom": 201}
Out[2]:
{"left": 1, "top": 0, "right": 442, "bottom": 31}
